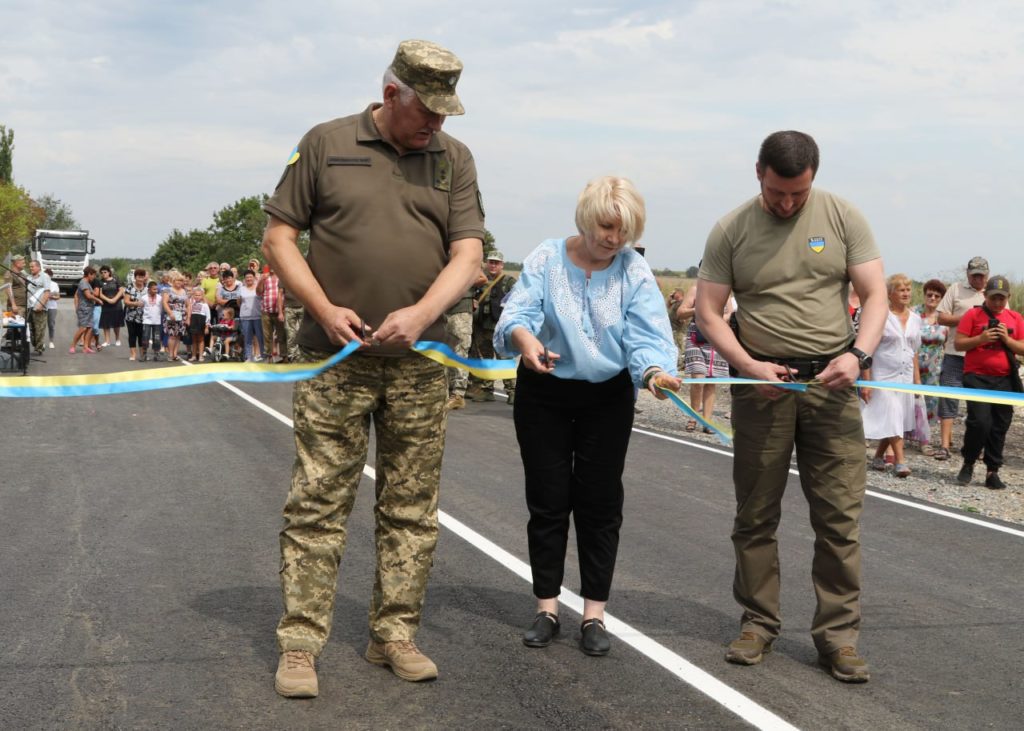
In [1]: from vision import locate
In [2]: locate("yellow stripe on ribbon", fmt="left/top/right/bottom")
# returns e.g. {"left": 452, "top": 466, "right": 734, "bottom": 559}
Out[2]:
{"left": 0, "top": 340, "right": 519, "bottom": 398}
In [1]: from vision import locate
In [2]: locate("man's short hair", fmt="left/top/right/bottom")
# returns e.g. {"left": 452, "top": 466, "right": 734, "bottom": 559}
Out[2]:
{"left": 574, "top": 176, "right": 646, "bottom": 245}
{"left": 99, "top": 264, "right": 112, "bottom": 274}
{"left": 134, "top": 268, "right": 148, "bottom": 278}
{"left": 758, "top": 131, "right": 820, "bottom": 178}
{"left": 83, "top": 266, "right": 96, "bottom": 277}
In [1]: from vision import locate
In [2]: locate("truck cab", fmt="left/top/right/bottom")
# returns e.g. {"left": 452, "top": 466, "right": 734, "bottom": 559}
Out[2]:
{"left": 31, "top": 229, "right": 95, "bottom": 295}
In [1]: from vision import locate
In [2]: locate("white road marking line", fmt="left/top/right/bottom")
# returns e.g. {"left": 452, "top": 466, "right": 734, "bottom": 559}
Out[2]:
{"left": 210, "top": 378, "right": 799, "bottom": 731}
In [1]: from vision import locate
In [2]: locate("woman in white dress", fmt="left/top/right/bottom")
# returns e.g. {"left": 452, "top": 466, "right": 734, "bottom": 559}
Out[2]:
{"left": 860, "top": 273, "right": 921, "bottom": 477}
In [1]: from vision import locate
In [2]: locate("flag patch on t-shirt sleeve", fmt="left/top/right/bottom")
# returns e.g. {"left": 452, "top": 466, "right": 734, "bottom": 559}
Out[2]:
{"left": 808, "top": 236, "right": 825, "bottom": 253}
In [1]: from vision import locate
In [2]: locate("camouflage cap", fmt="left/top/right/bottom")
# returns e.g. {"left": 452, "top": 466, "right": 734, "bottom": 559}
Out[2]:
{"left": 486, "top": 251, "right": 504, "bottom": 262}
{"left": 11, "top": 253, "right": 25, "bottom": 262}
{"left": 967, "top": 256, "right": 989, "bottom": 275}
{"left": 390, "top": 39, "right": 465, "bottom": 116}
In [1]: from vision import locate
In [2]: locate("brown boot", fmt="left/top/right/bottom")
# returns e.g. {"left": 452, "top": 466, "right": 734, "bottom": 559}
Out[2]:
{"left": 818, "top": 646, "right": 870, "bottom": 683}
{"left": 275, "top": 650, "right": 318, "bottom": 698}
{"left": 446, "top": 394, "right": 465, "bottom": 410}
{"left": 365, "top": 639, "right": 438, "bottom": 682}
{"left": 725, "top": 631, "right": 772, "bottom": 665}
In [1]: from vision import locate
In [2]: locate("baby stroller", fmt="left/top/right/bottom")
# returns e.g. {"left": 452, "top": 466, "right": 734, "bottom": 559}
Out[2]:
{"left": 209, "top": 322, "right": 242, "bottom": 362}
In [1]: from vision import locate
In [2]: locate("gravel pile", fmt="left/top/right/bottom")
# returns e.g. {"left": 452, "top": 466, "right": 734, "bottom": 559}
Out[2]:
{"left": 634, "top": 387, "right": 1024, "bottom": 526}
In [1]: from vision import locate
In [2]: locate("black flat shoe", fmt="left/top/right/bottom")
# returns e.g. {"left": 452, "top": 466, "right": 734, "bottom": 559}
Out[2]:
{"left": 522, "top": 611, "right": 560, "bottom": 648}
{"left": 580, "top": 618, "right": 610, "bottom": 656}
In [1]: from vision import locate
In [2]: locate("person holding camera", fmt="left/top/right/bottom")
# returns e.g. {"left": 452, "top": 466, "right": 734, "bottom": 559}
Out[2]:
{"left": 953, "top": 275, "right": 1024, "bottom": 490}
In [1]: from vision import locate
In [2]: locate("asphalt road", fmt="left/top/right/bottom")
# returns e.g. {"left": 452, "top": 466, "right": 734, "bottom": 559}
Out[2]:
{"left": 2, "top": 303, "right": 1023, "bottom": 729}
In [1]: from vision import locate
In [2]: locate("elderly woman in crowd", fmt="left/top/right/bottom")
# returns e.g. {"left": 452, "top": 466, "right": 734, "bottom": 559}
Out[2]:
{"left": 860, "top": 273, "right": 922, "bottom": 477}
{"left": 494, "top": 177, "right": 680, "bottom": 656}
{"left": 913, "top": 278, "right": 949, "bottom": 452}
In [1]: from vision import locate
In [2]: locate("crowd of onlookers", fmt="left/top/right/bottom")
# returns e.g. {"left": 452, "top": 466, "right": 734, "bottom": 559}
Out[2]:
{"left": 65, "top": 259, "right": 290, "bottom": 364}
{"left": 666, "top": 255, "right": 1023, "bottom": 489}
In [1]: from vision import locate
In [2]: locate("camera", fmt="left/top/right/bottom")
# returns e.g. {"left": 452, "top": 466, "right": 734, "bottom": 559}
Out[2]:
{"left": 988, "top": 317, "right": 1000, "bottom": 330}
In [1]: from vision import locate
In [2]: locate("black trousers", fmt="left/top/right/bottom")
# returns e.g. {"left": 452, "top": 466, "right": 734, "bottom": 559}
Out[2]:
{"left": 514, "top": 365, "right": 635, "bottom": 602}
{"left": 962, "top": 372, "right": 1015, "bottom": 470}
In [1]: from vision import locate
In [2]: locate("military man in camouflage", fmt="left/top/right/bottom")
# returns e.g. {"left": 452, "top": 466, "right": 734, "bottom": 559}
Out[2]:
{"left": 467, "top": 251, "right": 517, "bottom": 404}
{"left": 666, "top": 287, "right": 686, "bottom": 370}
{"left": 445, "top": 270, "right": 486, "bottom": 410}
{"left": 261, "top": 39, "right": 485, "bottom": 698}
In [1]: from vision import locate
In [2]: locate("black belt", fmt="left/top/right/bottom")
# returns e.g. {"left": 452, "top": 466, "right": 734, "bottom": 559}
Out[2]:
{"left": 749, "top": 351, "right": 846, "bottom": 381}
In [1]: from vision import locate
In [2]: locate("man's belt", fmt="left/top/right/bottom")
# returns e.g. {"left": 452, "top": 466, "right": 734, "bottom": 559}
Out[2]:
{"left": 749, "top": 350, "right": 847, "bottom": 381}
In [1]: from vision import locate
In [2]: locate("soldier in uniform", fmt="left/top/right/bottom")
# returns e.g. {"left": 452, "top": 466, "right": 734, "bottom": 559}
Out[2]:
{"left": 3, "top": 254, "right": 28, "bottom": 315}
{"left": 695, "top": 131, "right": 887, "bottom": 683}
{"left": 467, "top": 251, "right": 517, "bottom": 403}
{"left": 665, "top": 287, "right": 686, "bottom": 370}
{"left": 444, "top": 270, "right": 486, "bottom": 410}
{"left": 261, "top": 39, "right": 485, "bottom": 698}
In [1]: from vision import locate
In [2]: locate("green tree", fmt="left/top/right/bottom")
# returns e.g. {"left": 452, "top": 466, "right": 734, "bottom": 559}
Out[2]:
{"left": 0, "top": 183, "right": 43, "bottom": 260}
{"left": 0, "top": 125, "right": 13, "bottom": 184}
{"left": 208, "top": 194, "right": 269, "bottom": 266}
{"left": 482, "top": 228, "right": 496, "bottom": 258}
{"left": 151, "top": 228, "right": 212, "bottom": 272}
{"left": 685, "top": 265, "right": 699, "bottom": 278}
{"left": 35, "top": 193, "right": 81, "bottom": 230}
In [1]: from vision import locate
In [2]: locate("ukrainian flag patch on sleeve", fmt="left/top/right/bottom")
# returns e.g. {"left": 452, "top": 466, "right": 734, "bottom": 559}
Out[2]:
{"left": 287, "top": 146, "right": 300, "bottom": 165}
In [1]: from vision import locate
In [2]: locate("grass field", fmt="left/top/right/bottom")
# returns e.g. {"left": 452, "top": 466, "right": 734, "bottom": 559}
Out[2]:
{"left": 656, "top": 275, "right": 696, "bottom": 297}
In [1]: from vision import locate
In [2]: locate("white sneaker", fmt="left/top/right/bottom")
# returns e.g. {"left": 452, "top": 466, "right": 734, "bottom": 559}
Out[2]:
{"left": 101, "top": 341, "right": 110, "bottom": 347}
{"left": 48, "top": 342, "right": 54, "bottom": 349}
{"left": 115, "top": 340, "right": 122, "bottom": 346}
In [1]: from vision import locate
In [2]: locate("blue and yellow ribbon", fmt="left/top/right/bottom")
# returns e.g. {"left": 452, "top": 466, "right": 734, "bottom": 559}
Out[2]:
{"left": 0, "top": 341, "right": 518, "bottom": 399}
{"left": 659, "top": 377, "right": 1024, "bottom": 446}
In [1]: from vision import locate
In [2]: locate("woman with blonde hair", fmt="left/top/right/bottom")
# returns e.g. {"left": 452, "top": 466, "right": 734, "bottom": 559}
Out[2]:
{"left": 860, "top": 273, "right": 921, "bottom": 477}
{"left": 495, "top": 176, "right": 680, "bottom": 656}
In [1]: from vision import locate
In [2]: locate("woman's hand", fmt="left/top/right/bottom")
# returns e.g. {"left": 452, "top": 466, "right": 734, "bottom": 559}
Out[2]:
{"left": 647, "top": 371, "right": 681, "bottom": 400}
{"left": 858, "top": 386, "right": 872, "bottom": 404}
{"left": 511, "top": 327, "right": 558, "bottom": 374}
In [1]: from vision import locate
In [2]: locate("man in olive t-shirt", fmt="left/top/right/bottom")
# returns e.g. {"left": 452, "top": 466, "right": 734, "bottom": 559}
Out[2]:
{"left": 696, "top": 131, "right": 887, "bottom": 683}
{"left": 261, "top": 40, "right": 484, "bottom": 698}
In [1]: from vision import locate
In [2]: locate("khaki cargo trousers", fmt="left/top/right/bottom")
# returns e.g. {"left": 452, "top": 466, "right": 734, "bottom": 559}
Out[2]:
{"left": 730, "top": 383, "right": 866, "bottom": 654}
{"left": 276, "top": 351, "right": 448, "bottom": 656}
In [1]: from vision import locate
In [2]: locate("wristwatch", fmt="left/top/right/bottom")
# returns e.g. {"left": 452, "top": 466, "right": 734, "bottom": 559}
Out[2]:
{"left": 849, "top": 346, "right": 873, "bottom": 371}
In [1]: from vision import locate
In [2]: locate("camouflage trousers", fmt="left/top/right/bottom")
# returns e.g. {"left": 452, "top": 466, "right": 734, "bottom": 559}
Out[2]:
{"left": 283, "top": 305, "right": 304, "bottom": 364}
{"left": 469, "top": 326, "right": 516, "bottom": 394}
{"left": 277, "top": 351, "right": 449, "bottom": 656}
{"left": 445, "top": 311, "right": 473, "bottom": 397}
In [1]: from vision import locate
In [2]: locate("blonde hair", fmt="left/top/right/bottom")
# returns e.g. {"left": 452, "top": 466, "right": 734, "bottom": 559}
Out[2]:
{"left": 887, "top": 273, "right": 912, "bottom": 294}
{"left": 574, "top": 176, "right": 646, "bottom": 244}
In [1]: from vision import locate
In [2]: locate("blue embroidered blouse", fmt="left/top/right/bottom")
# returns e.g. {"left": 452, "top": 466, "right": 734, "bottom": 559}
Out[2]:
{"left": 493, "top": 238, "right": 678, "bottom": 388}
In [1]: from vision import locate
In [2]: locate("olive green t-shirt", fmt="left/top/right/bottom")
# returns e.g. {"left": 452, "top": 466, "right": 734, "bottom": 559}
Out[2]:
{"left": 264, "top": 104, "right": 486, "bottom": 353}
{"left": 699, "top": 189, "right": 879, "bottom": 358}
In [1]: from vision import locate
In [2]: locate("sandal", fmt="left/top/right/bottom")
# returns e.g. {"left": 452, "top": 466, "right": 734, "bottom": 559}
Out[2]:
{"left": 933, "top": 447, "right": 951, "bottom": 461}
{"left": 686, "top": 419, "right": 697, "bottom": 432}
{"left": 870, "top": 457, "right": 887, "bottom": 471}
{"left": 894, "top": 463, "right": 911, "bottom": 478}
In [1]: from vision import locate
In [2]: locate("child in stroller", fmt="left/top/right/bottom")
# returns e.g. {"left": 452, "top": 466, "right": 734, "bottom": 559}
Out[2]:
{"left": 210, "top": 305, "right": 241, "bottom": 362}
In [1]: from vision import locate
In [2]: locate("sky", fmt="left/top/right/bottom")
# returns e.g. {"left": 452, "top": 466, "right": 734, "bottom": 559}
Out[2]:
{"left": 2, "top": 0, "right": 1022, "bottom": 280}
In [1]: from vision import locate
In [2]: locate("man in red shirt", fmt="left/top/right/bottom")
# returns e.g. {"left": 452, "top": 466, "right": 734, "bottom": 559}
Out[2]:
{"left": 954, "top": 275, "right": 1024, "bottom": 489}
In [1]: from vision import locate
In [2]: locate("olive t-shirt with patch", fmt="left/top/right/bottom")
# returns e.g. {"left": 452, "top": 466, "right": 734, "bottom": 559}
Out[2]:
{"left": 699, "top": 189, "right": 879, "bottom": 358}
{"left": 264, "top": 104, "right": 486, "bottom": 353}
